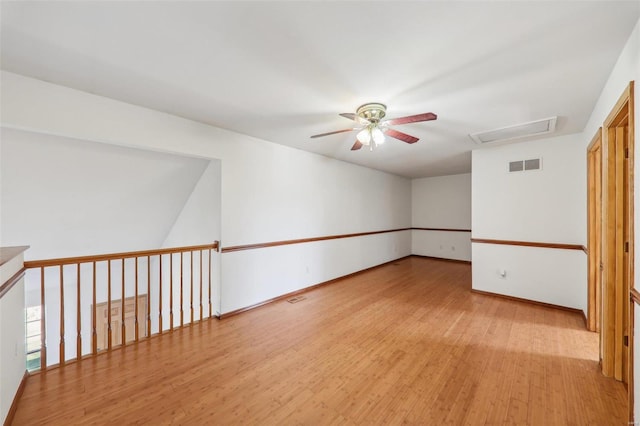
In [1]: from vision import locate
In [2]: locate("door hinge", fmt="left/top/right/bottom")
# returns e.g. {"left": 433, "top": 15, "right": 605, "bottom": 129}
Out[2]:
{"left": 624, "top": 335, "right": 629, "bottom": 346}
{"left": 625, "top": 148, "right": 629, "bottom": 159}
{"left": 625, "top": 241, "right": 629, "bottom": 253}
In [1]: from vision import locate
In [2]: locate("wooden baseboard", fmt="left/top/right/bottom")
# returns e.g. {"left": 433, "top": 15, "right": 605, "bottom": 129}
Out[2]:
{"left": 4, "top": 370, "right": 28, "bottom": 426}
{"left": 410, "top": 255, "right": 471, "bottom": 265}
{"left": 470, "top": 289, "right": 585, "bottom": 317}
{"left": 219, "top": 256, "right": 412, "bottom": 319}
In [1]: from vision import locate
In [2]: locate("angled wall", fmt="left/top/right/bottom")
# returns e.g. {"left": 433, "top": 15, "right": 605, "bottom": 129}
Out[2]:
{"left": 0, "top": 128, "right": 209, "bottom": 259}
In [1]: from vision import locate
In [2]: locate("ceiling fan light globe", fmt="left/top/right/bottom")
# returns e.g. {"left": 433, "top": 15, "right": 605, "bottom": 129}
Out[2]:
{"left": 357, "top": 128, "right": 371, "bottom": 145}
{"left": 372, "top": 127, "right": 385, "bottom": 145}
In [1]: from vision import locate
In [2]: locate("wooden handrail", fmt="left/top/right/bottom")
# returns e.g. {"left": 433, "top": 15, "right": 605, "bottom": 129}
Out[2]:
{"left": 24, "top": 242, "right": 219, "bottom": 268}
{"left": 0, "top": 267, "right": 26, "bottom": 299}
{"left": 471, "top": 238, "right": 586, "bottom": 252}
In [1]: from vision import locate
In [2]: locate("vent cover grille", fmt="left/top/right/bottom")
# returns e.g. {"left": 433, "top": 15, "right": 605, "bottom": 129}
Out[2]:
{"left": 509, "top": 158, "right": 542, "bottom": 173}
{"left": 509, "top": 161, "right": 524, "bottom": 172}
{"left": 470, "top": 117, "right": 557, "bottom": 144}
{"left": 524, "top": 158, "right": 540, "bottom": 170}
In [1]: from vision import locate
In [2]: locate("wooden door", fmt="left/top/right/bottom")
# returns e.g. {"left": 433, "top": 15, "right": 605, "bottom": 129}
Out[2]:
{"left": 600, "top": 81, "right": 634, "bottom": 387}
{"left": 95, "top": 295, "right": 147, "bottom": 351}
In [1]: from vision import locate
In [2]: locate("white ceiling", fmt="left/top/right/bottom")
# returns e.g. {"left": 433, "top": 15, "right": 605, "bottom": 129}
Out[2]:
{"left": 1, "top": 1, "right": 638, "bottom": 178}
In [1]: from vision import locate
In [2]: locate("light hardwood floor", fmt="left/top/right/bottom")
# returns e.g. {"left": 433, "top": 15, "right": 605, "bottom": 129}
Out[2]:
{"left": 12, "top": 257, "right": 626, "bottom": 425}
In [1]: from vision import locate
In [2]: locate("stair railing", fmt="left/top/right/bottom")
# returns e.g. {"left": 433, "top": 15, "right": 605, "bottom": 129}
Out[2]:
{"left": 23, "top": 242, "right": 219, "bottom": 371}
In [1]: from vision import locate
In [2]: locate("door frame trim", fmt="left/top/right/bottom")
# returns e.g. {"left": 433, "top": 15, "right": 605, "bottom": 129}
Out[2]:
{"left": 587, "top": 128, "right": 603, "bottom": 333}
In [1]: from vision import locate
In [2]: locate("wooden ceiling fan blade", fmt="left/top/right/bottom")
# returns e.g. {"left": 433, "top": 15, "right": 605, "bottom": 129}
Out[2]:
{"left": 351, "top": 140, "right": 363, "bottom": 151}
{"left": 310, "top": 128, "right": 354, "bottom": 138}
{"left": 385, "top": 128, "right": 419, "bottom": 144}
{"left": 385, "top": 112, "right": 437, "bottom": 126}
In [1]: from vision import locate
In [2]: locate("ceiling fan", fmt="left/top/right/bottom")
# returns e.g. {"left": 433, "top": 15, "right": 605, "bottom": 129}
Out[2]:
{"left": 311, "top": 103, "right": 437, "bottom": 151}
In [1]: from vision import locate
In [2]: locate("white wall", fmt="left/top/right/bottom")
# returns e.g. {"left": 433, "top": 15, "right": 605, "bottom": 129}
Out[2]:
{"left": 472, "top": 133, "right": 587, "bottom": 311}
{"left": 0, "top": 252, "right": 27, "bottom": 424}
{"left": 0, "top": 71, "right": 412, "bottom": 316}
{"left": 222, "top": 231, "right": 410, "bottom": 313}
{"left": 472, "top": 244, "right": 586, "bottom": 309}
{"left": 411, "top": 173, "right": 471, "bottom": 261}
{"left": 472, "top": 133, "right": 585, "bottom": 244}
{"left": 161, "top": 160, "right": 221, "bottom": 248}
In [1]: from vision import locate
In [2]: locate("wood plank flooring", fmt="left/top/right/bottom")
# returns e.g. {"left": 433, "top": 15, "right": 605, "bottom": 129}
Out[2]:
{"left": 12, "top": 257, "right": 626, "bottom": 425}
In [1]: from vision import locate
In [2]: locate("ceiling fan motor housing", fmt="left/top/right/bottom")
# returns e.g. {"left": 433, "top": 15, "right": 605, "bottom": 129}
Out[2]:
{"left": 356, "top": 103, "right": 387, "bottom": 123}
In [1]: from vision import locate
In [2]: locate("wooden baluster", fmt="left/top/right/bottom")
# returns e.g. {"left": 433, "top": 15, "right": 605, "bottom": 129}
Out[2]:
{"left": 59, "top": 265, "right": 65, "bottom": 365}
{"left": 92, "top": 261, "right": 97, "bottom": 354}
{"left": 190, "top": 251, "right": 194, "bottom": 324}
{"left": 180, "top": 252, "right": 184, "bottom": 327}
{"left": 208, "top": 249, "right": 212, "bottom": 318}
{"left": 121, "top": 258, "right": 126, "bottom": 346}
{"left": 40, "top": 267, "right": 47, "bottom": 370}
{"left": 107, "top": 260, "right": 112, "bottom": 350}
{"left": 159, "top": 254, "right": 163, "bottom": 334}
{"left": 76, "top": 263, "right": 81, "bottom": 360}
{"left": 23, "top": 243, "right": 219, "bottom": 366}
{"left": 199, "top": 250, "right": 203, "bottom": 322}
{"left": 147, "top": 255, "right": 151, "bottom": 337}
{"left": 169, "top": 253, "right": 174, "bottom": 331}
{"left": 134, "top": 257, "right": 139, "bottom": 342}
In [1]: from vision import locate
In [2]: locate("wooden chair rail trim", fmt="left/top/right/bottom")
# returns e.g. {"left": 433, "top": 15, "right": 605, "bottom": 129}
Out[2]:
{"left": 412, "top": 227, "right": 472, "bottom": 232}
{"left": 631, "top": 288, "right": 640, "bottom": 305}
{"left": 4, "top": 370, "right": 28, "bottom": 426}
{"left": 0, "top": 267, "right": 26, "bottom": 299}
{"left": 221, "top": 228, "right": 411, "bottom": 253}
{"left": 23, "top": 242, "right": 219, "bottom": 268}
{"left": 471, "top": 238, "right": 587, "bottom": 252}
{"left": 219, "top": 255, "right": 413, "bottom": 318}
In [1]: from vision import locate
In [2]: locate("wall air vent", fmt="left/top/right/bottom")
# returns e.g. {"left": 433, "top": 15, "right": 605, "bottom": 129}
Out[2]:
{"left": 524, "top": 158, "right": 540, "bottom": 170}
{"left": 509, "top": 158, "right": 542, "bottom": 173}
{"left": 470, "top": 116, "right": 557, "bottom": 144}
{"left": 509, "top": 161, "right": 524, "bottom": 172}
